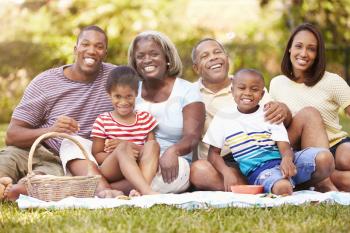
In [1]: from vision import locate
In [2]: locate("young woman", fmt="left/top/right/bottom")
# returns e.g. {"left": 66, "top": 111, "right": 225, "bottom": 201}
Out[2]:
{"left": 270, "top": 23, "right": 350, "bottom": 191}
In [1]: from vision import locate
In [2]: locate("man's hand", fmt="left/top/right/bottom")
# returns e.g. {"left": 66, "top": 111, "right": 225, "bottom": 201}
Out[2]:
{"left": 159, "top": 147, "right": 179, "bottom": 183}
{"left": 264, "top": 101, "right": 288, "bottom": 124}
{"left": 280, "top": 156, "right": 297, "bottom": 178}
{"left": 50, "top": 116, "right": 79, "bottom": 134}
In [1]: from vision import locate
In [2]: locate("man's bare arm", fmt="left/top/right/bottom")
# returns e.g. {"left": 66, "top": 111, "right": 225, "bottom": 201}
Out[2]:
{"left": 6, "top": 116, "right": 79, "bottom": 148}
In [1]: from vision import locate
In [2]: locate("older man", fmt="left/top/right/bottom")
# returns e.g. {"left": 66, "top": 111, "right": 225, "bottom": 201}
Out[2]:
{"left": 190, "top": 38, "right": 337, "bottom": 192}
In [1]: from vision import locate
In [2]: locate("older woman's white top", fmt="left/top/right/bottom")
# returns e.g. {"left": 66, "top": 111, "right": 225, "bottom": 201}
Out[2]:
{"left": 135, "top": 78, "right": 202, "bottom": 161}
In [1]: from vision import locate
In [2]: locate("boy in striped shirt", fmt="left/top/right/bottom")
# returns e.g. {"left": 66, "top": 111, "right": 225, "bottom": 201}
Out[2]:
{"left": 91, "top": 66, "right": 159, "bottom": 195}
{"left": 203, "top": 69, "right": 334, "bottom": 195}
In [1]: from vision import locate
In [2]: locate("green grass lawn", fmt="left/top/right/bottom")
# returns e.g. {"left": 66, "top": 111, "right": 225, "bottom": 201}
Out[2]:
{"left": 340, "top": 114, "right": 350, "bottom": 133}
{"left": 1, "top": 202, "right": 350, "bottom": 233}
{"left": 1, "top": 120, "right": 350, "bottom": 233}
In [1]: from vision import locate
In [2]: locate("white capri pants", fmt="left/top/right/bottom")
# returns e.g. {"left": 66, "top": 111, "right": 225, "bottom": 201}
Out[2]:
{"left": 59, "top": 136, "right": 190, "bottom": 194}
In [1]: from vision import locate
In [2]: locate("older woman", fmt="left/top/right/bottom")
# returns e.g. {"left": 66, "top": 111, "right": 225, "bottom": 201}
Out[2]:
{"left": 128, "top": 31, "right": 205, "bottom": 193}
{"left": 270, "top": 23, "right": 350, "bottom": 191}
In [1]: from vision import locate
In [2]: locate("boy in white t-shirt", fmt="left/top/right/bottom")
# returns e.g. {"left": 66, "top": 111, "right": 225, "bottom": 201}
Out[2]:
{"left": 203, "top": 69, "right": 334, "bottom": 194}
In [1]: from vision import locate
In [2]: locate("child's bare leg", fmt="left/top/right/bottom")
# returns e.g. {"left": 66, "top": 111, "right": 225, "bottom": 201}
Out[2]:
{"left": 108, "top": 141, "right": 159, "bottom": 195}
{"left": 99, "top": 149, "right": 124, "bottom": 182}
{"left": 191, "top": 160, "right": 246, "bottom": 191}
{"left": 110, "top": 179, "right": 133, "bottom": 194}
{"left": 271, "top": 179, "right": 293, "bottom": 195}
{"left": 113, "top": 141, "right": 158, "bottom": 195}
{"left": 67, "top": 159, "right": 123, "bottom": 198}
{"left": 139, "top": 140, "right": 159, "bottom": 184}
{"left": 97, "top": 148, "right": 126, "bottom": 198}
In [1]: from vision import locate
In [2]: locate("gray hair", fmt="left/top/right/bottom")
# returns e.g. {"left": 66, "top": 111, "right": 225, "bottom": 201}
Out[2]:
{"left": 127, "top": 31, "right": 182, "bottom": 77}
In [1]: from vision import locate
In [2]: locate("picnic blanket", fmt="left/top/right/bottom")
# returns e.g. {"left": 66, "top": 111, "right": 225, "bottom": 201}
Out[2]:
{"left": 17, "top": 190, "right": 350, "bottom": 209}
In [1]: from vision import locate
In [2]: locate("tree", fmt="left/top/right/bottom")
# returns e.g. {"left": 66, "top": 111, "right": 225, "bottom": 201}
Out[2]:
{"left": 259, "top": 0, "right": 350, "bottom": 83}
{"left": 0, "top": 0, "right": 212, "bottom": 122}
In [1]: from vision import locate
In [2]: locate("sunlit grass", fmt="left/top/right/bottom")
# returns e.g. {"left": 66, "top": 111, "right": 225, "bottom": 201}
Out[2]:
{"left": 340, "top": 113, "right": 350, "bottom": 133}
{"left": 1, "top": 118, "right": 350, "bottom": 232}
{"left": 1, "top": 201, "right": 350, "bottom": 233}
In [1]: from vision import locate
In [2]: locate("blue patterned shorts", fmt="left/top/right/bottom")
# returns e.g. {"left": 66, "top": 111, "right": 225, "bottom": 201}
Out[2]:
{"left": 254, "top": 147, "right": 327, "bottom": 193}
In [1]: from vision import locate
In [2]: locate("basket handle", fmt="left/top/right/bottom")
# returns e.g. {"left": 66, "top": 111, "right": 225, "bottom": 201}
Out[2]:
{"left": 28, "top": 132, "right": 92, "bottom": 175}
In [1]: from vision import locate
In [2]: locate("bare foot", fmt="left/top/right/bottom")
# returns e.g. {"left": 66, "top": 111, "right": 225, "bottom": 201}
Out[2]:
{"left": 6, "top": 183, "right": 27, "bottom": 201}
{"left": 0, "top": 177, "right": 13, "bottom": 200}
{"left": 315, "top": 178, "right": 338, "bottom": 192}
{"left": 97, "top": 189, "right": 124, "bottom": 198}
{"left": 129, "top": 189, "right": 141, "bottom": 197}
{"left": 130, "top": 189, "right": 159, "bottom": 196}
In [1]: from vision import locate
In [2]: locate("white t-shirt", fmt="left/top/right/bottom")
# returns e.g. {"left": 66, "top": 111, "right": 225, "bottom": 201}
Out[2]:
{"left": 203, "top": 106, "right": 289, "bottom": 175}
{"left": 135, "top": 78, "right": 203, "bottom": 160}
{"left": 194, "top": 78, "right": 273, "bottom": 159}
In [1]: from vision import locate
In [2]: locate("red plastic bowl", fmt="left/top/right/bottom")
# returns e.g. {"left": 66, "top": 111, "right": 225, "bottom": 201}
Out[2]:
{"left": 230, "top": 185, "right": 264, "bottom": 194}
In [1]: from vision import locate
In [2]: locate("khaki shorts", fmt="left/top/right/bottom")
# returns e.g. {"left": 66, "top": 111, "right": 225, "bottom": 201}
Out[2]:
{"left": 0, "top": 145, "right": 64, "bottom": 183}
{"left": 59, "top": 136, "right": 97, "bottom": 175}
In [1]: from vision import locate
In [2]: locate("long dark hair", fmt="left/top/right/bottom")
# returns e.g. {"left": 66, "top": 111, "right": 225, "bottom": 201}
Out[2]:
{"left": 281, "top": 23, "right": 325, "bottom": 86}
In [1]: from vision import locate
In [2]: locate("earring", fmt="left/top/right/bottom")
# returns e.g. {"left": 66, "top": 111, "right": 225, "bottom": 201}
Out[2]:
{"left": 167, "top": 62, "right": 170, "bottom": 66}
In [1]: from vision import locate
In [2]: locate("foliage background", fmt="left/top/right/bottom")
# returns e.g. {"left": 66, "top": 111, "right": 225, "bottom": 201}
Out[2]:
{"left": 0, "top": 0, "right": 349, "bottom": 123}
{"left": 0, "top": 2, "right": 350, "bottom": 231}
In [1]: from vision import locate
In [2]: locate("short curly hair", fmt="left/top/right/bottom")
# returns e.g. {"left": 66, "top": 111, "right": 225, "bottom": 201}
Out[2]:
{"left": 76, "top": 25, "right": 108, "bottom": 48}
{"left": 106, "top": 66, "right": 140, "bottom": 94}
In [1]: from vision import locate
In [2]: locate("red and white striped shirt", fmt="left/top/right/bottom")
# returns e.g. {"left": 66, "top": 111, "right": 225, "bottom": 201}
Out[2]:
{"left": 91, "top": 111, "right": 158, "bottom": 145}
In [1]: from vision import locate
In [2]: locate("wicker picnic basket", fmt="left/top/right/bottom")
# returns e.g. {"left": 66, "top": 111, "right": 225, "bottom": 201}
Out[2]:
{"left": 23, "top": 132, "right": 101, "bottom": 201}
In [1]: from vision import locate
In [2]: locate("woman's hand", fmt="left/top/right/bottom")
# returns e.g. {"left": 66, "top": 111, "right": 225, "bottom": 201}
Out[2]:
{"left": 159, "top": 147, "right": 179, "bottom": 183}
